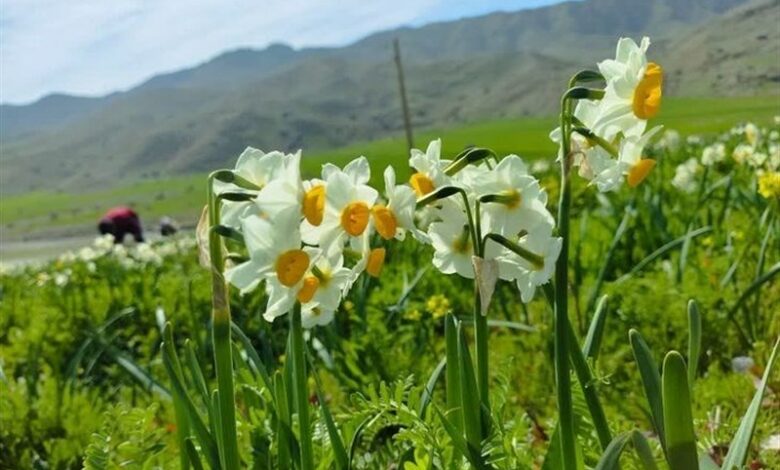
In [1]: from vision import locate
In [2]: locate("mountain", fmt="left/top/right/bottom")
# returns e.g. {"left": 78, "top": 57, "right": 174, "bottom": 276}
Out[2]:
{"left": 2, "top": 0, "right": 775, "bottom": 195}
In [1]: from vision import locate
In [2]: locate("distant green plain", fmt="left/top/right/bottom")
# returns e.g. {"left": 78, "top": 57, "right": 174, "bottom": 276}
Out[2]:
{"left": 2, "top": 95, "right": 778, "bottom": 241}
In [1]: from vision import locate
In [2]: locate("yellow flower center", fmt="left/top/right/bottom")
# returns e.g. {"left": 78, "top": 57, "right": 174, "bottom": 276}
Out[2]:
{"left": 371, "top": 205, "right": 398, "bottom": 240}
{"left": 452, "top": 225, "right": 472, "bottom": 254}
{"left": 410, "top": 172, "right": 435, "bottom": 196}
{"left": 340, "top": 201, "right": 370, "bottom": 236}
{"left": 302, "top": 185, "right": 326, "bottom": 226}
{"left": 502, "top": 189, "right": 522, "bottom": 209}
{"left": 632, "top": 62, "right": 663, "bottom": 120}
{"left": 366, "top": 248, "right": 386, "bottom": 278}
{"left": 274, "top": 249, "right": 309, "bottom": 287}
{"left": 627, "top": 159, "right": 657, "bottom": 188}
{"left": 296, "top": 275, "right": 320, "bottom": 303}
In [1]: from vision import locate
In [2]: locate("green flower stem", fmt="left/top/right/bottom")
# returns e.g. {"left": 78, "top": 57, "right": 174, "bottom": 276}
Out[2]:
{"left": 554, "top": 83, "right": 578, "bottom": 470}
{"left": 290, "top": 303, "right": 314, "bottom": 470}
{"left": 473, "top": 283, "right": 490, "bottom": 423}
{"left": 207, "top": 173, "right": 241, "bottom": 469}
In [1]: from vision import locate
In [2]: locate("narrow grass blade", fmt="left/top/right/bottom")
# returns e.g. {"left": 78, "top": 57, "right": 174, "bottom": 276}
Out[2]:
{"left": 727, "top": 262, "right": 780, "bottom": 323}
{"left": 184, "top": 340, "right": 211, "bottom": 409}
{"left": 273, "top": 373, "right": 292, "bottom": 470}
{"left": 582, "top": 295, "right": 609, "bottom": 360}
{"left": 184, "top": 438, "right": 205, "bottom": 470}
{"left": 162, "top": 326, "right": 220, "bottom": 469}
{"left": 231, "top": 321, "right": 274, "bottom": 392}
{"left": 662, "top": 352, "right": 698, "bottom": 470}
{"left": 290, "top": 305, "right": 314, "bottom": 470}
{"left": 306, "top": 351, "right": 348, "bottom": 470}
{"left": 586, "top": 207, "right": 632, "bottom": 314}
{"left": 629, "top": 329, "right": 665, "bottom": 450}
{"left": 102, "top": 342, "right": 171, "bottom": 399}
{"left": 618, "top": 227, "right": 711, "bottom": 282}
{"left": 687, "top": 300, "right": 702, "bottom": 387}
{"left": 434, "top": 407, "right": 488, "bottom": 470}
{"left": 720, "top": 338, "right": 780, "bottom": 470}
{"left": 593, "top": 432, "right": 631, "bottom": 470}
{"left": 631, "top": 431, "right": 659, "bottom": 470}
{"left": 567, "top": 317, "right": 612, "bottom": 450}
{"left": 418, "top": 355, "right": 447, "bottom": 419}
{"left": 457, "top": 322, "right": 483, "bottom": 452}
{"left": 445, "top": 314, "right": 462, "bottom": 432}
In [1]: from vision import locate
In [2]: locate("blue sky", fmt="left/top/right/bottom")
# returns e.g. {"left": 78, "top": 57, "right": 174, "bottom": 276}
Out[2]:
{"left": 0, "top": 0, "right": 563, "bottom": 104}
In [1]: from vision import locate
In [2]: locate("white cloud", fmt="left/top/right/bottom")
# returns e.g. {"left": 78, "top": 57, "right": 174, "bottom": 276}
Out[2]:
{"left": 0, "top": 0, "right": 556, "bottom": 104}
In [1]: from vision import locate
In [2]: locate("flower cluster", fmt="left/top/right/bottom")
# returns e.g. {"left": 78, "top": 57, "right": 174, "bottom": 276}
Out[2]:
{"left": 407, "top": 140, "right": 560, "bottom": 302}
{"left": 550, "top": 37, "right": 664, "bottom": 192}
{"left": 220, "top": 148, "right": 417, "bottom": 328}
{"left": 669, "top": 118, "right": 780, "bottom": 197}
{"left": 219, "top": 140, "right": 562, "bottom": 326}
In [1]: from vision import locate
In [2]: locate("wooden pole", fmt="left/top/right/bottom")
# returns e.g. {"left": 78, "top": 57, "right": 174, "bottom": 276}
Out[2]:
{"left": 393, "top": 38, "right": 414, "bottom": 152}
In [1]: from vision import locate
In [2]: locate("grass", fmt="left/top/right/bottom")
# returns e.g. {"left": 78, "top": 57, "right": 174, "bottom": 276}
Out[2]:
{"left": 2, "top": 95, "right": 778, "bottom": 241}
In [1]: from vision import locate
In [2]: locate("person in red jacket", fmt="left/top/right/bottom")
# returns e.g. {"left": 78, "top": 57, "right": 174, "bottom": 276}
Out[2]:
{"left": 98, "top": 207, "right": 144, "bottom": 243}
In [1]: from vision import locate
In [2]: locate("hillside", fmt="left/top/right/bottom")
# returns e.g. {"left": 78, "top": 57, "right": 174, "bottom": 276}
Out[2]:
{"left": 2, "top": 0, "right": 777, "bottom": 195}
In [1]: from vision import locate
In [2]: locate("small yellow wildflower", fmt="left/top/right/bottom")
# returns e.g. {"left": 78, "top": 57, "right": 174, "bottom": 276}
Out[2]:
{"left": 701, "top": 236, "right": 714, "bottom": 248}
{"left": 426, "top": 294, "right": 451, "bottom": 320}
{"left": 404, "top": 309, "right": 422, "bottom": 321}
{"left": 758, "top": 172, "right": 780, "bottom": 199}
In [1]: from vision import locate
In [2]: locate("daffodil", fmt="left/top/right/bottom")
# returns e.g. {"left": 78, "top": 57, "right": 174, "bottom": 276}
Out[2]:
{"left": 494, "top": 222, "right": 562, "bottom": 302}
{"left": 225, "top": 210, "right": 316, "bottom": 322}
{"left": 253, "top": 151, "right": 328, "bottom": 227}
{"left": 597, "top": 37, "right": 663, "bottom": 135}
{"left": 472, "top": 155, "right": 554, "bottom": 237}
{"left": 672, "top": 158, "right": 700, "bottom": 194}
{"left": 220, "top": 147, "right": 293, "bottom": 227}
{"left": 701, "top": 142, "right": 726, "bottom": 166}
{"left": 428, "top": 202, "right": 477, "bottom": 278}
{"left": 303, "top": 161, "right": 379, "bottom": 256}
{"left": 375, "top": 166, "right": 426, "bottom": 242}
{"left": 408, "top": 139, "right": 451, "bottom": 197}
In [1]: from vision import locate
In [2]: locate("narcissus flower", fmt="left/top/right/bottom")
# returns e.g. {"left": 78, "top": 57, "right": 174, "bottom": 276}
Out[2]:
{"left": 303, "top": 160, "right": 379, "bottom": 255}
{"left": 376, "top": 166, "right": 426, "bottom": 242}
{"left": 472, "top": 155, "right": 554, "bottom": 236}
{"left": 428, "top": 202, "right": 477, "bottom": 278}
{"left": 495, "top": 223, "right": 562, "bottom": 302}
{"left": 409, "top": 139, "right": 451, "bottom": 197}
{"left": 220, "top": 147, "right": 293, "bottom": 228}
{"left": 672, "top": 158, "right": 700, "bottom": 194}
{"left": 597, "top": 37, "right": 663, "bottom": 134}
{"left": 701, "top": 143, "right": 726, "bottom": 166}
{"left": 225, "top": 210, "right": 316, "bottom": 321}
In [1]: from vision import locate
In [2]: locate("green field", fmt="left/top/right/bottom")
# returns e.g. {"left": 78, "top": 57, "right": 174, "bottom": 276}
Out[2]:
{"left": 2, "top": 95, "right": 778, "bottom": 241}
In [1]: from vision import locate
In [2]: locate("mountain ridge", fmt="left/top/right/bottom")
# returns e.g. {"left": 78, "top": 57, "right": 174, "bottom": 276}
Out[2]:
{"left": 2, "top": 0, "right": 777, "bottom": 195}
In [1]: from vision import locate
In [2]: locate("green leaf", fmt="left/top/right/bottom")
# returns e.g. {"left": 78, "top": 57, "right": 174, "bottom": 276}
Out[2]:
{"left": 593, "top": 432, "right": 631, "bottom": 470}
{"left": 582, "top": 295, "right": 609, "bottom": 360}
{"left": 161, "top": 325, "right": 220, "bottom": 469}
{"left": 687, "top": 300, "right": 702, "bottom": 387}
{"left": 662, "top": 352, "right": 698, "bottom": 470}
{"left": 418, "top": 355, "right": 447, "bottom": 419}
{"left": 720, "top": 338, "right": 780, "bottom": 469}
{"left": 457, "top": 322, "right": 483, "bottom": 452}
{"left": 433, "top": 407, "right": 489, "bottom": 470}
{"left": 184, "top": 438, "right": 205, "bottom": 470}
{"left": 306, "top": 351, "right": 348, "bottom": 470}
{"left": 618, "top": 227, "right": 712, "bottom": 282}
{"left": 629, "top": 329, "right": 665, "bottom": 449}
{"left": 632, "top": 431, "right": 659, "bottom": 470}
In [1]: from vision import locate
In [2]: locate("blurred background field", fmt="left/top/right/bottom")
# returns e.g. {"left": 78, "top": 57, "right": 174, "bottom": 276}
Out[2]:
{"left": 2, "top": 95, "right": 778, "bottom": 252}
